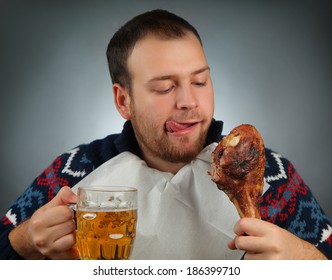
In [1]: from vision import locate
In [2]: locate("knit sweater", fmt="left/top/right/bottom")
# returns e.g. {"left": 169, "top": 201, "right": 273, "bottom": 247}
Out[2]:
{"left": 1, "top": 120, "right": 331, "bottom": 259}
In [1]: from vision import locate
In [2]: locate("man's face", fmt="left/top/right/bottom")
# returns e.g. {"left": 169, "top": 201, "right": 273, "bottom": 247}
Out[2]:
{"left": 127, "top": 34, "right": 214, "bottom": 165}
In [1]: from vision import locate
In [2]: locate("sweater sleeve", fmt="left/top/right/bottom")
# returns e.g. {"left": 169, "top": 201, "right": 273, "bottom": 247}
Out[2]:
{"left": 0, "top": 146, "right": 97, "bottom": 259}
{"left": 0, "top": 124, "right": 131, "bottom": 260}
{"left": 262, "top": 149, "right": 332, "bottom": 259}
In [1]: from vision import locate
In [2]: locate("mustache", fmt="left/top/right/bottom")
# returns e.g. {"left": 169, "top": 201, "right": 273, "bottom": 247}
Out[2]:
{"left": 170, "top": 110, "right": 203, "bottom": 122}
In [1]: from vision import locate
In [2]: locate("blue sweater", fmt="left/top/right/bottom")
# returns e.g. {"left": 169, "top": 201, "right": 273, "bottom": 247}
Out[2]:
{"left": 1, "top": 120, "right": 331, "bottom": 259}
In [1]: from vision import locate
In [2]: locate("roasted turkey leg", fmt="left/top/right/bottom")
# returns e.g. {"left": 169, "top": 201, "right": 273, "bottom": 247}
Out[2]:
{"left": 209, "top": 124, "right": 265, "bottom": 218}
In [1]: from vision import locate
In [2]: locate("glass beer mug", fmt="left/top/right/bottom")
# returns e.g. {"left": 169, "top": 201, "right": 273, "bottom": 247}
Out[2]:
{"left": 73, "top": 186, "right": 137, "bottom": 260}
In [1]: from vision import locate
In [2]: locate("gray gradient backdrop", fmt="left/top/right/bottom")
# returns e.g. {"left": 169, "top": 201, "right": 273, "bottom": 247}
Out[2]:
{"left": 0, "top": 0, "right": 331, "bottom": 219}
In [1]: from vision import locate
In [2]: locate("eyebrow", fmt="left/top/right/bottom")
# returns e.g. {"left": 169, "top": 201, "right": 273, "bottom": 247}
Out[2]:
{"left": 147, "top": 66, "right": 210, "bottom": 83}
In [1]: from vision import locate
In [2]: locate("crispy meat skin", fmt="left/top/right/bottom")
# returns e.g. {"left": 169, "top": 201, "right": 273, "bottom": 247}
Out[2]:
{"left": 210, "top": 124, "right": 265, "bottom": 218}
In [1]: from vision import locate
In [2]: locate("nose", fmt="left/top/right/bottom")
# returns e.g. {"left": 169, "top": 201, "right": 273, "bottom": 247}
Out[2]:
{"left": 175, "top": 85, "right": 198, "bottom": 110}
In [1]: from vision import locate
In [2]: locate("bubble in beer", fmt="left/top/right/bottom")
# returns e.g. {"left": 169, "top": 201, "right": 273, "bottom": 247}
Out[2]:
{"left": 109, "top": 233, "right": 124, "bottom": 239}
{"left": 83, "top": 213, "right": 97, "bottom": 220}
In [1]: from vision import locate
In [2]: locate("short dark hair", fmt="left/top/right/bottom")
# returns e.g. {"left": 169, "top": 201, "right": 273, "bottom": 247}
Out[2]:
{"left": 106, "top": 9, "right": 202, "bottom": 92}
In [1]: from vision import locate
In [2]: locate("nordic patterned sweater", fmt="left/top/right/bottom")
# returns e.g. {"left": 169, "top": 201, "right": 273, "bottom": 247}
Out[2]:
{"left": 1, "top": 120, "right": 331, "bottom": 259}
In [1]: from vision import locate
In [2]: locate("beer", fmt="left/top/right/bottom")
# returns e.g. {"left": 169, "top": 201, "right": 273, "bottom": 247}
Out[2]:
{"left": 76, "top": 209, "right": 137, "bottom": 260}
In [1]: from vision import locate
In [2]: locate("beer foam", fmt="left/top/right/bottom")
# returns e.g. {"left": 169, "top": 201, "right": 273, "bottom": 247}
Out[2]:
{"left": 79, "top": 207, "right": 135, "bottom": 212}
{"left": 100, "top": 200, "right": 119, "bottom": 208}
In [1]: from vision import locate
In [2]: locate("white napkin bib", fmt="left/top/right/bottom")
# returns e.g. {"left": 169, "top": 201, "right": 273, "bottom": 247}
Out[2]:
{"left": 72, "top": 143, "right": 269, "bottom": 259}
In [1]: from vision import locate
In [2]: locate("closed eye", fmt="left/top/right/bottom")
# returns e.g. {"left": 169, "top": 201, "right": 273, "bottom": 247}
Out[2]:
{"left": 193, "top": 82, "right": 207, "bottom": 87}
{"left": 155, "top": 86, "right": 175, "bottom": 94}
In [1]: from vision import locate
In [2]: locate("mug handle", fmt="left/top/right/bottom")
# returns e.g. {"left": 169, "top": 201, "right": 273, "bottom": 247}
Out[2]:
{"left": 67, "top": 203, "right": 77, "bottom": 211}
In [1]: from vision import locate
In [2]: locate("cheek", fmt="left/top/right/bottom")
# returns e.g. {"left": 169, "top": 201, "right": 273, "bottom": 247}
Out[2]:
{"left": 136, "top": 95, "right": 172, "bottom": 118}
{"left": 199, "top": 91, "right": 214, "bottom": 116}
{"left": 132, "top": 96, "right": 170, "bottom": 129}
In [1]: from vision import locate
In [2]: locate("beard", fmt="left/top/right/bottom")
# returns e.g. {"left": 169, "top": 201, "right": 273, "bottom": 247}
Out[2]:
{"left": 130, "top": 104, "right": 210, "bottom": 164}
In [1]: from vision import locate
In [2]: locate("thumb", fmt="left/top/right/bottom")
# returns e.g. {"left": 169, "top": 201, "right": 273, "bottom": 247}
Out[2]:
{"left": 46, "top": 186, "right": 77, "bottom": 208}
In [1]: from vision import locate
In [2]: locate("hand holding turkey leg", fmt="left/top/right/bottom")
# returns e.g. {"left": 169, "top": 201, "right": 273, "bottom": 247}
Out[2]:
{"left": 228, "top": 218, "right": 327, "bottom": 260}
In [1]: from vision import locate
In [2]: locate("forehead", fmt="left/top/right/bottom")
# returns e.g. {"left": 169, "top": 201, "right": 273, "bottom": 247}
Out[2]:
{"left": 127, "top": 34, "right": 208, "bottom": 81}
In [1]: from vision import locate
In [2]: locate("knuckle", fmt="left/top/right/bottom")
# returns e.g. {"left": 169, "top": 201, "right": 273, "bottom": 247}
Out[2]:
{"left": 269, "top": 241, "right": 282, "bottom": 254}
{"left": 30, "top": 218, "right": 43, "bottom": 231}
{"left": 235, "top": 236, "right": 245, "bottom": 250}
{"left": 65, "top": 220, "right": 76, "bottom": 233}
{"left": 34, "top": 236, "right": 48, "bottom": 248}
{"left": 40, "top": 247, "right": 53, "bottom": 257}
{"left": 61, "top": 207, "right": 74, "bottom": 220}
{"left": 238, "top": 218, "right": 247, "bottom": 227}
{"left": 235, "top": 218, "right": 249, "bottom": 234}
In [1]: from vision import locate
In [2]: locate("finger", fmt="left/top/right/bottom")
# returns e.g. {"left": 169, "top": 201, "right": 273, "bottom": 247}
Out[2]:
{"left": 51, "top": 248, "right": 80, "bottom": 260}
{"left": 44, "top": 234, "right": 79, "bottom": 260}
{"left": 228, "top": 238, "right": 236, "bottom": 250}
{"left": 52, "top": 230, "right": 77, "bottom": 252}
{"left": 34, "top": 204, "right": 75, "bottom": 229}
{"left": 60, "top": 246, "right": 80, "bottom": 260}
{"left": 33, "top": 218, "right": 76, "bottom": 250}
{"left": 48, "top": 219, "right": 77, "bottom": 243}
{"left": 233, "top": 235, "right": 266, "bottom": 253}
{"left": 233, "top": 217, "right": 268, "bottom": 237}
{"left": 45, "top": 186, "right": 77, "bottom": 209}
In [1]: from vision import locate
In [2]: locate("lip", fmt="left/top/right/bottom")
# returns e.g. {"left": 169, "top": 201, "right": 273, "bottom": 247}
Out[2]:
{"left": 165, "top": 120, "right": 201, "bottom": 136}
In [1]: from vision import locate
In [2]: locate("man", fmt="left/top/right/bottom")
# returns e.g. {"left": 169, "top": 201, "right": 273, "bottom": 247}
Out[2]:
{"left": 0, "top": 9, "right": 331, "bottom": 260}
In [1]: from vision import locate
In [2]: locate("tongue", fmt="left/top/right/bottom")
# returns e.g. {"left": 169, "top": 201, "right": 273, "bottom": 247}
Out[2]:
{"left": 166, "top": 121, "right": 192, "bottom": 133}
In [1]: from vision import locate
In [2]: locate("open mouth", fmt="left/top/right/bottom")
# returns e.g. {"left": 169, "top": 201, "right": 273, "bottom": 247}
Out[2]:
{"left": 165, "top": 120, "right": 199, "bottom": 134}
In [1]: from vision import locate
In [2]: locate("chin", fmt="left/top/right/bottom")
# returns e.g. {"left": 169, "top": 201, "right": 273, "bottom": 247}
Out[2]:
{"left": 170, "top": 141, "right": 205, "bottom": 163}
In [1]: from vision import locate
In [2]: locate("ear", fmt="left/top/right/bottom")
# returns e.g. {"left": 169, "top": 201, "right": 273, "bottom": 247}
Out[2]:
{"left": 113, "top": 83, "right": 132, "bottom": 120}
